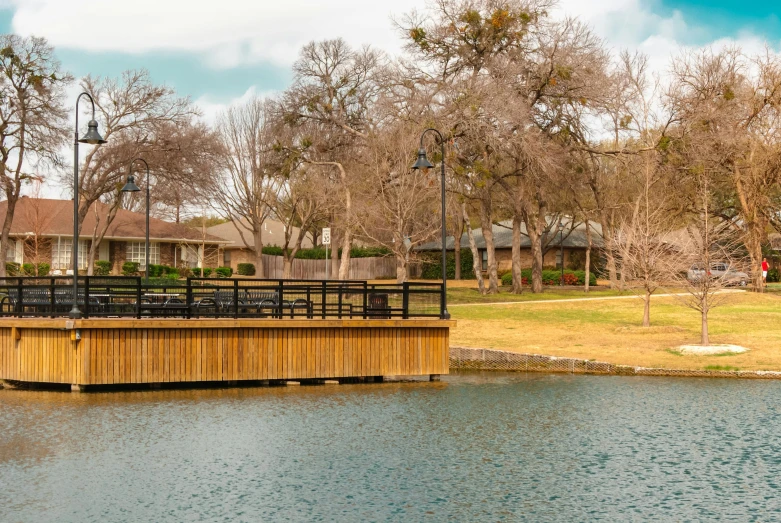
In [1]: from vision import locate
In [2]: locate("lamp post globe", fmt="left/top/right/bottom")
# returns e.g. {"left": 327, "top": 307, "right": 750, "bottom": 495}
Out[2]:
{"left": 121, "top": 159, "right": 151, "bottom": 283}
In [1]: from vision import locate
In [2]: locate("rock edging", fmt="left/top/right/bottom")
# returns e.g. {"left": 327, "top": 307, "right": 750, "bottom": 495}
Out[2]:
{"left": 449, "top": 346, "right": 781, "bottom": 380}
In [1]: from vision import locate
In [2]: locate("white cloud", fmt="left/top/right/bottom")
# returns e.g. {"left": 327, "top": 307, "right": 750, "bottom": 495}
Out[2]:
{"left": 194, "top": 85, "right": 278, "bottom": 124}
{"left": 8, "top": 0, "right": 423, "bottom": 68}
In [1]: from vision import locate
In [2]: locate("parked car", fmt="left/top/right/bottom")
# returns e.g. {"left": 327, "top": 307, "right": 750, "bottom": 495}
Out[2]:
{"left": 687, "top": 263, "right": 748, "bottom": 287}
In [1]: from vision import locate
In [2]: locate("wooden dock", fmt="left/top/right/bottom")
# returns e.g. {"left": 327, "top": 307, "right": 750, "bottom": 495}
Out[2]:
{"left": 0, "top": 318, "right": 452, "bottom": 390}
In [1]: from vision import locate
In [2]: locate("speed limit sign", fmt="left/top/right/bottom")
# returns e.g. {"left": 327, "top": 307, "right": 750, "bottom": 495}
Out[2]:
{"left": 322, "top": 228, "right": 331, "bottom": 245}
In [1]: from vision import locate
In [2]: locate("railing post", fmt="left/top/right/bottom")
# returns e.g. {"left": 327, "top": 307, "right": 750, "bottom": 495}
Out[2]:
{"left": 321, "top": 281, "right": 326, "bottom": 319}
{"left": 49, "top": 277, "right": 55, "bottom": 318}
{"left": 277, "top": 280, "right": 283, "bottom": 319}
{"left": 338, "top": 283, "right": 343, "bottom": 319}
{"left": 16, "top": 277, "right": 22, "bottom": 317}
{"left": 362, "top": 282, "right": 368, "bottom": 319}
{"left": 136, "top": 276, "right": 142, "bottom": 319}
{"left": 84, "top": 276, "right": 90, "bottom": 319}
{"left": 402, "top": 282, "right": 409, "bottom": 319}
{"left": 186, "top": 277, "right": 193, "bottom": 319}
{"left": 440, "top": 282, "right": 446, "bottom": 320}
{"left": 233, "top": 279, "right": 239, "bottom": 319}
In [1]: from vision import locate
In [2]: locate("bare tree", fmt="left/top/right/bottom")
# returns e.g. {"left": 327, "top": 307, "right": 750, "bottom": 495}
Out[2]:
{"left": 214, "top": 97, "right": 277, "bottom": 277}
{"left": 354, "top": 122, "right": 440, "bottom": 282}
{"left": 0, "top": 35, "right": 70, "bottom": 276}
{"left": 67, "top": 70, "right": 199, "bottom": 274}
{"left": 672, "top": 173, "right": 749, "bottom": 345}
{"left": 283, "top": 39, "right": 383, "bottom": 280}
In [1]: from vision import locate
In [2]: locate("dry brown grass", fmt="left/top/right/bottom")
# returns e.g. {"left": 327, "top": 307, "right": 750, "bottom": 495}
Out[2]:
{"left": 450, "top": 291, "right": 781, "bottom": 371}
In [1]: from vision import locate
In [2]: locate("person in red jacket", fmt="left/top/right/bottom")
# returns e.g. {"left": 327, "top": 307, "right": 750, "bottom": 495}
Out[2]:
{"left": 762, "top": 258, "right": 769, "bottom": 283}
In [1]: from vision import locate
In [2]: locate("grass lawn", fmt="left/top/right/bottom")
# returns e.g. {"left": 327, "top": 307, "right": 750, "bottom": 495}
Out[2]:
{"left": 449, "top": 290, "right": 781, "bottom": 372}
{"left": 447, "top": 286, "right": 627, "bottom": 305}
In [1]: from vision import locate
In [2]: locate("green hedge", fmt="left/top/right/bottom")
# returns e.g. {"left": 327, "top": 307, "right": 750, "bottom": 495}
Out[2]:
{"left": 122, "top": 261, "right": 139, "bottom": 276}
{"left": 37, "top": 262, "right": 50, "bottom": 277}
{"left": 420, "top": 249, "right": 475, "bottom": 279}
{"left": 94, "top": 260, "right": 111, "bottom": 276}
{"left": 237, "top": 263, "right": 256, "bottom": 276}
{"left": 768, "top": 268, "right": 780, "bottom": 283}
{"left": 215, "top": 267, "right": 232, "bottom": 278}
{"left": 501, "top": 269, "right": 597, "bottom": 286}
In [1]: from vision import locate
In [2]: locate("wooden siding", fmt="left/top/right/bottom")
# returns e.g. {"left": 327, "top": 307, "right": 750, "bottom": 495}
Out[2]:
{"left": 0, "top": 319, "right": 451, "bottom": 386}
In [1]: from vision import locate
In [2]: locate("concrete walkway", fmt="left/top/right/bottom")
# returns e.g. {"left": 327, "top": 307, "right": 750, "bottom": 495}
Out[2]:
{"left": 448, "top": 289, "right": 744, "bottom": 307}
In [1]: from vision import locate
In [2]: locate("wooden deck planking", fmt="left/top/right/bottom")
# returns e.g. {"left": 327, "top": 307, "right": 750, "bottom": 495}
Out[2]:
{"left": 0, "top": 319, "right": 452, "bottom": 386}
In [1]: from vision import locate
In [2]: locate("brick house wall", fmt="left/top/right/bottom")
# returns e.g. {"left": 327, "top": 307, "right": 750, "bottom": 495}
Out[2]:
{"left": 491, "top": 247, "right": 580, "bottom": 273}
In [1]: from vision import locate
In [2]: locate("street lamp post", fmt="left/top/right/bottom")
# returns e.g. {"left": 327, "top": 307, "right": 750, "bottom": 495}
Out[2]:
{"left": 121, "top": 159, "right": 150, "bottom": 283}
{"left": 411, "top": 128, "right": 450, "bottom": 320}
{"left": 558, "top": 221, "right": 565, "bottom": 285}
{"left": 70, "top": 93, "right": 107, "bottom": 319}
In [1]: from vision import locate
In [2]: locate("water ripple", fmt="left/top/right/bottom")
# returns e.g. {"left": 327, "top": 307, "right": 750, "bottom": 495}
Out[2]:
{"left": 2, "top": 373, "right": 781, "bottom": 521}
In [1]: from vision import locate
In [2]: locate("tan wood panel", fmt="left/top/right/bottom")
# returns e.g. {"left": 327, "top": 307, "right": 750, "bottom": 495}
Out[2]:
{"left": 1, "top": 323, "right": 451, "bottom": 385}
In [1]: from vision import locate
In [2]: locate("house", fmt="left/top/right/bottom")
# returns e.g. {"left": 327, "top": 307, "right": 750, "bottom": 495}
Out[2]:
{"left": 418, "top": 219, "right": 604, "bottom": 273}
{"left": 0, "top": 197, "right": 228, "bottom": 274}
{"left": 207, "top": 218, "right": 313, "bottom": 271}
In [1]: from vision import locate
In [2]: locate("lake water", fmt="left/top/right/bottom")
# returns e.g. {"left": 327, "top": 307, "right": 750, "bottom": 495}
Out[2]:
{"left": 2, "top": 372, "right": 781, "bottom": 521}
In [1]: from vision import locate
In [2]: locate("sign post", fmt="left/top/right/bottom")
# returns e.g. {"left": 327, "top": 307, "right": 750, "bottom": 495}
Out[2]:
{"left": 322, "top": 228, "right": 331, "bottom": 281}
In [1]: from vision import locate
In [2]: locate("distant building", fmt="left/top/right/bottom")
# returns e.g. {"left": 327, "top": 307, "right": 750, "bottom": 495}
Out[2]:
{"left": 418, "top": 219, "right": 603, "bottom": 273}
{"left": 207, "top": 219, "right": 313, "bottom": 271}
{"left": 0, "top": 197, "right": 227, "bottom": 274}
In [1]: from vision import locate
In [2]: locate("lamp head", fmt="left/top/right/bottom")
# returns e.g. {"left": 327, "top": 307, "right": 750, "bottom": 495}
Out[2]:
{"left": 411, "top": 148, "right": 434, "bottom": 170}
{"left": 558, "top": 221, "right": 564, "bottom": 230}
{"left": 79, "top": 120, "right": 106, "bottom": 145}
{"left": 121, "top": 175, "right": 141, "bottom": 193}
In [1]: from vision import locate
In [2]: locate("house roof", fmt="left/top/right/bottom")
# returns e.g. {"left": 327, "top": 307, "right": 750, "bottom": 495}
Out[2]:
{"left": 418, "top": 218, "right": 604, "bottom": 250}
{"left": 0, "top": 197, "right": 226, "bottom": 243}
{"left": 207, "top": 218, "right": 313, "bottom": 250}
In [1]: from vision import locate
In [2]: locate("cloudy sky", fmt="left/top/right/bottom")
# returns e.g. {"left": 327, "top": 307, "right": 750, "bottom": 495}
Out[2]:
{"left": 0, "top": 0, "right": 779, "bottom": 197}
{"left": 2, "top": 0, "right": 779, "bottom": 116}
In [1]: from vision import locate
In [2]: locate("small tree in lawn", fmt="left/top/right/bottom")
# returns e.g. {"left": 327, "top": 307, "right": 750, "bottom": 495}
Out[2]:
{"left": 615, "top": 191, "right": 679, "bottom": 327}
{"left": 672, "top": 172, "right": 749, "bottom": 345}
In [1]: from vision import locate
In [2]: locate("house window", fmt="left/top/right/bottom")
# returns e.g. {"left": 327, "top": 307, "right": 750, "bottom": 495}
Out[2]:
{"left": 5, "top": 240, "right": 21, "bottom": 264}
{"left": 481, "top": 250, "right": 488, "bottom": 271}
{"left": 181, "top": 245, "right": 201, "bottom": 268}
{"left": 127, "top": 242, "right": 160, "bottom": 269}
{"left": 223, "top": 249, "right": 231, "bottom": 265}
{"left": 51, "top": 239, "right": 88, "bottom": 270}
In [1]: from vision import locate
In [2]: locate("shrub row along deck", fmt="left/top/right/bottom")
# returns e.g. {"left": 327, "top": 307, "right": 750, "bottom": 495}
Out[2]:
{"left": 0, "top": 278, "right": 452, "bottom": 390}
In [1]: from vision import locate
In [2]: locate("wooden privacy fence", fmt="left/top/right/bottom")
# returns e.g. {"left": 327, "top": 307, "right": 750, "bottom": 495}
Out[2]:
{"left": 262, "top": 255, "right": 396, "bottom": 280}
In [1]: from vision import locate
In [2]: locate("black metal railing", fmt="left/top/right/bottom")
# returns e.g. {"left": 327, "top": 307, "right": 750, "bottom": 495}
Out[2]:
{"left": 0, "top": 277, "right": 445, "bottom": 319}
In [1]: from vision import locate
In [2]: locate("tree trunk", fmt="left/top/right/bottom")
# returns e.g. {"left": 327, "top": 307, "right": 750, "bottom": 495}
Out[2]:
{"left": 643, "top": 289, "right": 651, "bottom": 327}
{"left": 478, "top": 199, "right": 498, "bottom": 294}
{"left": 338, "top": 229, "right": 351, "bottom": 280}
{"left": 510, "top": 214, "right": 523, "bottom": 294}
{"left": 600, "top": 210, "right": 619, "bottom": 289}
{"left": 526, "top": 226, "right": 544, "bottom": 294}
{"left": 282, "top": 256, "right": 293, "bottom": 279}
{"left": 396, "top": 251, "right": 408, "bottom": 283}
{"left": 584, "top": 220, "right": 592, "bottom": 293}
{"left": 463, "top": 204, "right": 485, "bottom": 294}
{"left": 701, "top": 308, "right": 709, "bottom": 345}
{"left": 454, "top": 214, "right": 464, "bottom": 280}
{"left": 330, "top": 229, "right": 339, "bottom": 279}
{"left": 252, "top": 227, "right": 265, "bottom": 278}
{"left": 0, "top": 196, "right": 19, "bottom": 277}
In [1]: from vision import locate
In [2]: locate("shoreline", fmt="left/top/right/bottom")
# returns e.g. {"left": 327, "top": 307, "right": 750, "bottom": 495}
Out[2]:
{"left": 450, "top": 346, "right": 781, "bottom": 380}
